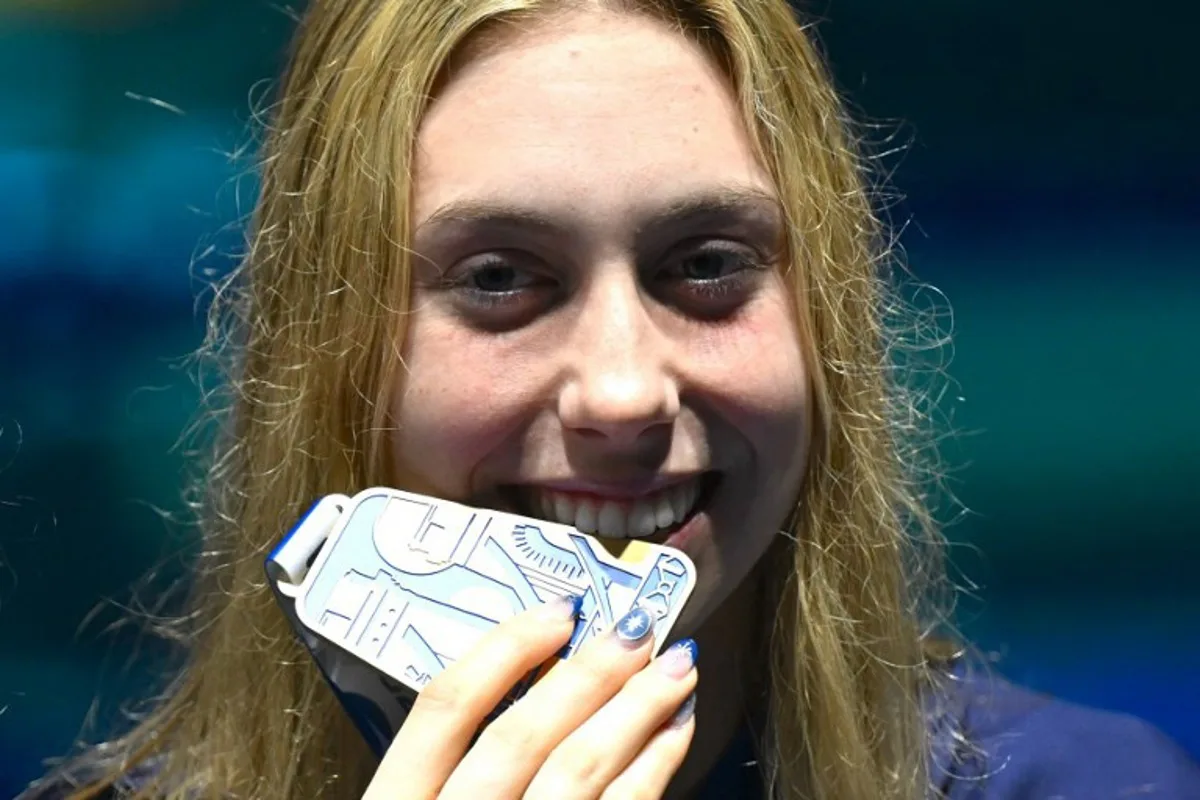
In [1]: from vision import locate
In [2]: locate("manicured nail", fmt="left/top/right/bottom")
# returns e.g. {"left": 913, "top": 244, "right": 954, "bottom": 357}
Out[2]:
{"left": 655, "top": 638, "right": 698, "bottom": 679}
{"left": 540, "top": 594, "right": 582, "bottom": 621}
{"left": 612, "top": 606, "right": 654, "bottom": 647}
{"left": 668, "top": 692, "right": 696, "bottom": 728}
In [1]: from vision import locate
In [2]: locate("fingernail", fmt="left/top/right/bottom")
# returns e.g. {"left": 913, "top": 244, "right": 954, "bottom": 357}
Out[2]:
{"left": 611, "top": 606, "right": 654, "bottom": 648}
{"left": 655, "top": 638, "right": 698, "bottom": 679}
{"left": 539, "top": 593, "right": 582, "bottom": 621}
{"left": 668, "top": 692, "right": 696, "bottom": 728}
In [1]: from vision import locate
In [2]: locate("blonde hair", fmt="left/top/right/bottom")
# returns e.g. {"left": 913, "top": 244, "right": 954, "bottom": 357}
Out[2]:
{"left": 50, "top": 1, "right": 956, "bottom": 798}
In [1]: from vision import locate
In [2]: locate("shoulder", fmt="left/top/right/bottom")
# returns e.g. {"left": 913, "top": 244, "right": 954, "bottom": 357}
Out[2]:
{"left": 934, "top": 666, "right": 1200, "bottom": 799}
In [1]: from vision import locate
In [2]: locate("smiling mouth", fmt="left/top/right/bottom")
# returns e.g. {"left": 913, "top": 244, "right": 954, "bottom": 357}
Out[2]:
{"left": 501, "top": 472, "right": 722, "bottom": 541}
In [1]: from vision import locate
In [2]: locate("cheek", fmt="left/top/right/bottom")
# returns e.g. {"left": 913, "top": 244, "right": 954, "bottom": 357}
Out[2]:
{"left": 694, "top": 291, "right": 810, "bottom": 460}
{"left": 681, "top": 295, "right": 809, "bottom": 621}
{"left": 389, "top": 318, "right": 531, "bottom": 496}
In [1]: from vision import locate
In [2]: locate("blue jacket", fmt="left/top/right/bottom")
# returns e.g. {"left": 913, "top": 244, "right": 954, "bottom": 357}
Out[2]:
{"left": 701, "top": 670, "right": 1200, "bottom": 798}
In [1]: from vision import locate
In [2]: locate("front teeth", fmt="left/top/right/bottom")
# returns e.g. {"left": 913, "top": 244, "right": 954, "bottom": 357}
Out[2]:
{"left": 532, "top": 479, "right": 702, "bottom": 539}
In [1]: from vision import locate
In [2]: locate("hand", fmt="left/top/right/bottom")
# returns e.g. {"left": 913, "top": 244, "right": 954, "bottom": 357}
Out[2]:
{"left": 363, "top": 597, "right": 698, "bottom": 799}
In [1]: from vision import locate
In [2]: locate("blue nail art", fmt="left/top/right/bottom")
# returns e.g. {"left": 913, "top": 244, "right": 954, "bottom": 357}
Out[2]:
{"left": 657, "top": 638, "right": 699, "bottom": 677}
{"left": 672, "top": 638, "right": 699, "bottom": 668}
{"left": 565, "top": 593, "right": 583, "bottom": 619}
{"left": 614, "top": 606, "right": 654, "bottom": 646}
{"left": 668, "top": 692, "right": 697, "bottom": 728}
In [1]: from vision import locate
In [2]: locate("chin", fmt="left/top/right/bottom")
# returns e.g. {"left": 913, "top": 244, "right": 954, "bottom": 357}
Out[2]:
{"left": 655, "top": 495, "right": 777, "bottom": 643}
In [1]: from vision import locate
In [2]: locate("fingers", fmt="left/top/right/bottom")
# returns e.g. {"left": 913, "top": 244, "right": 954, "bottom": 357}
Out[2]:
{"left": 599, "top": 697, "right": 697, "bottom": 800}
{"left": 363, "top": 595, "right": 580, "bottom": 800}
{"left": 365, "top": 602, "right": 699, "bottom": 800}
{"left": 523, "top": 640, "right": 698, "bottom": 800}
{"left": 436, "top": 606, "right": 663, "bottom": 799}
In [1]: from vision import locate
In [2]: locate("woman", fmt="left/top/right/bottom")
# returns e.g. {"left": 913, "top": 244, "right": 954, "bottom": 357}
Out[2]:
{"left": 28, "top": 0, "right": 1199, "bottom": 798}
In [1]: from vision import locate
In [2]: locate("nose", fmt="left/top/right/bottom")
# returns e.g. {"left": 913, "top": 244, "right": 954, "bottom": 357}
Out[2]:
{"left": 557, "top": 277, "right": 680, "bottom": 445}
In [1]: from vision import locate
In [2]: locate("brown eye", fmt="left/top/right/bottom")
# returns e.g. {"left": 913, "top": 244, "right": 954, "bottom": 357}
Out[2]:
{"left": 440, "top": 252, "right": 558, "bottom": 329}
{"left": 470, "top": 263, "right": 527, "bottom": 293}
{"left": 654, "top": 239, "right": 766, "bottom": 315}
{"left": 445, "top": 253, "right": 551, "bottom": 300}
{"left": 678, "top": 248, "right": 745, "bottom": 281}
{"left": 663, "top": 240, "right": 763, "bottom": 282}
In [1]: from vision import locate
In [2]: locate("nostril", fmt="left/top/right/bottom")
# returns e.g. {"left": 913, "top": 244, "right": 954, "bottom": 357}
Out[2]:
{"left": 557, "top": 372, "right": 680, "bottom": 439}
{"left": 569, "top": 426, "right": 609, "bottom": 440}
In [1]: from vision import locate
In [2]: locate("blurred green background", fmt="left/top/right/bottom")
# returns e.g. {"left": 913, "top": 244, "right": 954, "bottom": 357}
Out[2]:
{"left": 1, "top": 1, "right": 1197, "bottom": 795}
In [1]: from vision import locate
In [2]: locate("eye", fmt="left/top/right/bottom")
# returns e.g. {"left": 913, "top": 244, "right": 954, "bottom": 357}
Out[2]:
{"left": 655, "top": 240, "right": 767, "bottom": 313}
{"left": 440, "top": 251, "right": 558, "bottom": 327}
{"left": 466, "top": 260, "right": 540, "bottom": 293}
{"left": 679, "top": 248, "right": 746, "bottom": 281}
{"left": 666, "top": 241, "right": 763, "bottom": 282}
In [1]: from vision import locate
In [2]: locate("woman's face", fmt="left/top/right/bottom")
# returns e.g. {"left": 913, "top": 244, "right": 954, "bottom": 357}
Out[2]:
{"left": 391, "top": 10, "right": 810, "bottom": 634}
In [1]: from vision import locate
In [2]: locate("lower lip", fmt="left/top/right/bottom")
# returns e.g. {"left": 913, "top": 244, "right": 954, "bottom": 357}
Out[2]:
{"left": 659, "top": 507, "right": 708, "bottom": 551}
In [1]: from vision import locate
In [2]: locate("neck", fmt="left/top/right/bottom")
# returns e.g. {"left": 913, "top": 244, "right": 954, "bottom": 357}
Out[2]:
{"left": 666, "top": 571, "right": 766, "bottom": 800}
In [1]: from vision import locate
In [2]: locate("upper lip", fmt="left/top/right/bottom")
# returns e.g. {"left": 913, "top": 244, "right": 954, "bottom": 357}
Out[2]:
{"left": 508, "top": 472, "right": 707, "bottom": 500}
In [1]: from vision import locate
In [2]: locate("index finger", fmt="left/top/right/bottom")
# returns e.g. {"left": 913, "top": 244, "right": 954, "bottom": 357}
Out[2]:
{"left": 363, "top": 595, "right": 581, "bottom": 800}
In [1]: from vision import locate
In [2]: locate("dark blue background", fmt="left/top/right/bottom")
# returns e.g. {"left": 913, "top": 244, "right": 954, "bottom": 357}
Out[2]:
{"left": 1, "top": 1, "right": 1197, "bottom": 795}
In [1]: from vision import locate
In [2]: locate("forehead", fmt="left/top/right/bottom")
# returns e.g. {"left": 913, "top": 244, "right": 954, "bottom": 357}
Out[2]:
{"left": 411, "top": 11, "right": 773, "bottom": 226}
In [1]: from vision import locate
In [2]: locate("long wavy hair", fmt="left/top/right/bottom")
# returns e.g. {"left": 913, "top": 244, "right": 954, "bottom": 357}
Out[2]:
{"left": 45, "top": 1, "right": 957, "bottom": 798}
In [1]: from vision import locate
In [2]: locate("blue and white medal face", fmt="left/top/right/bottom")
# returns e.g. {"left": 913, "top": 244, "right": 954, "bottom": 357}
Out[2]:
{"left": 267, "top": 487, "right": 696, "bottom": 754}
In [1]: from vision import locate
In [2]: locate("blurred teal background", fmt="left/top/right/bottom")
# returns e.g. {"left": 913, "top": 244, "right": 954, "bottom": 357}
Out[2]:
{"left": 1, "top": 1, "right": 1197, "bottom": 794}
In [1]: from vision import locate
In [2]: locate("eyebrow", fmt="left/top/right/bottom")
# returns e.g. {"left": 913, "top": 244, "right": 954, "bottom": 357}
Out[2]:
{"left": 633, "top": 187, "right": 782, "bottom": 239}
{"left": 412, "top": 186, "right": 783, "bottom": 247}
